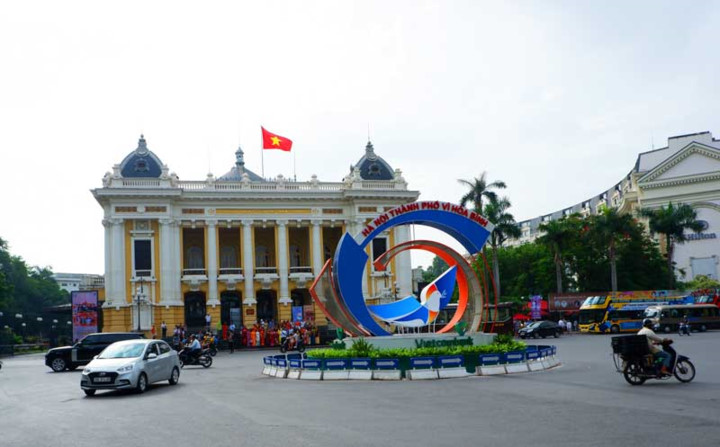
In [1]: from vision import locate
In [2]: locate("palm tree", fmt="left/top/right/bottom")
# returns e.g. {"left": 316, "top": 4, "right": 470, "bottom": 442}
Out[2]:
{"left": 590, "top": 208, "right": 636, "bottom": 292}
{"left": 639, "top": 202, "right": 703, "bottom": 289}
{"left": 458, "top": 172, "right": 507, "bottom": 212}
{"left": 537, "top": 217, "right": 578, "bottom": 294}
{"left": 482, "top": 197, "right": 521, "bottom": 297}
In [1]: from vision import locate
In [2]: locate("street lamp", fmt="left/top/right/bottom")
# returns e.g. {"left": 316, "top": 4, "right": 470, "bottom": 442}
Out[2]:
{"left": 136, "top": 277, "right": 146, "bottom": 332}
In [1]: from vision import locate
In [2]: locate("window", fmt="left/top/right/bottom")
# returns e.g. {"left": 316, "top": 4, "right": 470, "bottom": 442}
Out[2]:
{"left": 159, "top": 342, "right": 171, "bottom": 354}
{"left": 134, "top": 239, "right": 152, "bottom": 277}
{"left": 372, "top": 237, "right": 388, "bottom": 266}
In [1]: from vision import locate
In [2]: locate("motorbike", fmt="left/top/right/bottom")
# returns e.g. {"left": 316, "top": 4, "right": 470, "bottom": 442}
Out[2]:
{"left": 678, "top": 322, "right": 691, "bottom": 336}
{"left": 612, "top": 335, "right": 695, "bottom": 385}
{"left": 202, "top": 342, "right": 218, "bottom": 356}
{"left": 178, "top": 347, "right": 213, "bottom": 368}
{"left": 279, "top": 335, "right": 305, "bottom": 353}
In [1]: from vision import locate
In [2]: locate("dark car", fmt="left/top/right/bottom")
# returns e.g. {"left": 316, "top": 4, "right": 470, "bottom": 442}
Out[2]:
{"left": 45, "top": 332, "right": 144, "bottom": 372}
{"left": 518, "top": 321, "right": 561, "bottom": 339}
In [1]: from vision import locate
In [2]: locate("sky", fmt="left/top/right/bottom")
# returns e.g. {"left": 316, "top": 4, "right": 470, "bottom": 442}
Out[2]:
{"left": 1, "top": 1, "right": 720, "bottom": 275}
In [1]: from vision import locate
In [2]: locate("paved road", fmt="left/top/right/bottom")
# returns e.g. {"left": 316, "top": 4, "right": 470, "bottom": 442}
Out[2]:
{"left": 1, "top": 332, "right": 719, "bottom": 447}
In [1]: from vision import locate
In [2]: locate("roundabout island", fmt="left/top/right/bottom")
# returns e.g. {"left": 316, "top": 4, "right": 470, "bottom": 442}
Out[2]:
{"left": 262, "top": 202, "right": 561, "bottom": 380}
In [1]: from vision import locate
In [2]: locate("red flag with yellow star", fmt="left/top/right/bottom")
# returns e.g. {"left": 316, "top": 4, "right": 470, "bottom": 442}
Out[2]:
{"left": 261, "top": 127, "right": 293, "bottom": 151}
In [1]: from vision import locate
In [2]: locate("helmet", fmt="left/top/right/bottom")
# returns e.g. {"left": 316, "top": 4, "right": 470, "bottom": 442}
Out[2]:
{"left": 642, "top": 318, "right": 654, "bottom": 328}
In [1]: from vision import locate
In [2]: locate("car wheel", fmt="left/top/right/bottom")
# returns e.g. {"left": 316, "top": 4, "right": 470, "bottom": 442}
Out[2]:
{"left": 663, "top": 325, "right": 671, "bottom": 333}
{"left": 533, "top": 332, "right": 540, "bottom": 339}
{"left": 610, "top": 325, "right": 620, "bottom": 334}
{"left": 84, "top": 389, "right": 96, "bottom": 397}
{"left": 136, "top": 373, "right": 148, "bottom": 394}
{"left": 553, "top": 331, "right": 559, "bottom": 338}
{"left": 700, "top": 325, "right": 707, "bottom": 332}
{"left": 169, "top": 367, "right": 180, "bottom": 385}
{"left": 50, "top": 357, "right": 67, "bottom": 372}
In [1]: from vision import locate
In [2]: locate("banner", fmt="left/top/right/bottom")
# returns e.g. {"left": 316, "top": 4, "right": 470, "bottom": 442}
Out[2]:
{"left": 292, "top": 306, "right": 304, "bottom": 323}
{"left": 530, "top": 295, "right": 543, "bottom": 320}
{"left": 71, "top": 291, "right": 99, "bottom": 342}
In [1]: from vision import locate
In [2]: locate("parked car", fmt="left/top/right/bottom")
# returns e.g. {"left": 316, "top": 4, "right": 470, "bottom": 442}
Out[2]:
{"left": 45, "top": 332, "right": 144, "bottom": 372}
{"left": 81, "top": 339, "right": 181, "bottom": 396}
{"left": 518, "top": 321, "right": 561, "bottom": 339}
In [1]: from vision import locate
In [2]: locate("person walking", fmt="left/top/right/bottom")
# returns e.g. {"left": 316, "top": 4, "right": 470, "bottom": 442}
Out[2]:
{"left": 205, "top": 313, "right": 212, "bottom": 331}
{"left": 161, "top": 321, "right": 167, "bottom": 339}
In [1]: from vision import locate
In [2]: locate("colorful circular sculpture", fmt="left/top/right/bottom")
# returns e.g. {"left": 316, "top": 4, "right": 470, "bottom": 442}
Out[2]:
{"left": 309, "top": 201, "right": 494, "bottom": 336}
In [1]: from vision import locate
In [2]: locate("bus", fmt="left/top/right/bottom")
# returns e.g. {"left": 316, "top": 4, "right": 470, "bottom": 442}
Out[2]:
{"left": 578, "top": 291, "right": 692, "bottom": 334}
{"left": 644, "top": 304, "right": 720, "bottom": 333}
{"left": 691, "top": 289, "right": 720, "bottom": 308}
{"left": 433, "top": 302, "right": 515, "bottom": 334}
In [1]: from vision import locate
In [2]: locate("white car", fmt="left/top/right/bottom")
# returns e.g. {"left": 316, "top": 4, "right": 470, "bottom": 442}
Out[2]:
{"left": 81, "top": 339, "right": 180, "bottom": 396}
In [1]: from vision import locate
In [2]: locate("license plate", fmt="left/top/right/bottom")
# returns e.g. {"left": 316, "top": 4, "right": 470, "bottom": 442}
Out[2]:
{"left": 93, "top": 377, "right": 112, "bottom": 383}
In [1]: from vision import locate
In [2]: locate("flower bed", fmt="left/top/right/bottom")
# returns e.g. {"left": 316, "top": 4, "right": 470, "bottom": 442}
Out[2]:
{"left": 305, "top": 335, "right": 527, "bottom": 374}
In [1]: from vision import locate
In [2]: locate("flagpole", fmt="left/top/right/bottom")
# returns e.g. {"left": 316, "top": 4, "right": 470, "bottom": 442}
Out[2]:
{"left": 261, "top": 141, "right": 265, "bottom": 179}
{"left": 293, "top": 149, "right": 296, "bottom": 181}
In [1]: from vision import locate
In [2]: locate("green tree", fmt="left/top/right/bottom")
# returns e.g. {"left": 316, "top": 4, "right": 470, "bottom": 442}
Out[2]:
{"left": 483, "top": 197, "right": 521, "bottom": 298}
{"left": 683, "top": 275, "right": 720, "bottom": 290}
{"left": 421, "top": 256, "right": 449, "bottom": 284}
{"left": 639, "top": 202, "right": 704, "bottom": 289}
{"left": 537, "top": 215, "right": 581, "bottom": 294}
{"left": 484, "top": 243, "right": 556, "bottom": 299}
{"left": 588, "top": 209, "right": 637, "bottom": 292}
{"left": 458, "top": 171, "right": 506, "bottom": 212}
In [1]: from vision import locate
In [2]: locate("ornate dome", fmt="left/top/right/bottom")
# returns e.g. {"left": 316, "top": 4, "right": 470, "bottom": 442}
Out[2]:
{"left": 352, "top": 141, "right": 394, "bottom": 180}
{"left": 118, "top": 135, "right": 165, "bottom": 178}
{"left": 217, "top": 146, "right": 265, "bottom": 182}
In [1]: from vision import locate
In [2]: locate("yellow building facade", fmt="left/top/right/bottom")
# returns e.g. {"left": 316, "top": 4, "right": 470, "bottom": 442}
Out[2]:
{"left": 93, "top": 136, "right": 419, "bottom": 338}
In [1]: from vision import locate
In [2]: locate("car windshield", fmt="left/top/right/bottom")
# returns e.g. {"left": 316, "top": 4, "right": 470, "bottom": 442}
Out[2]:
{"left": 525, "top": 322, "right": 541, "bottom": 328}
{"left": 98, "top": 343, "right": 146, "bottom": 359}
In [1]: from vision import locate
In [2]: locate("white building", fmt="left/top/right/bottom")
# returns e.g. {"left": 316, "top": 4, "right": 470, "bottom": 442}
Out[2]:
{"left": 511, "top": 131, "right": 720, "bottom": 281}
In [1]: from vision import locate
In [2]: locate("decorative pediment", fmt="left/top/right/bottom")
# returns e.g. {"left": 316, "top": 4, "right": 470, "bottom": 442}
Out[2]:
{"left": 638, "top": 142, "right": 720, "bottom": 189}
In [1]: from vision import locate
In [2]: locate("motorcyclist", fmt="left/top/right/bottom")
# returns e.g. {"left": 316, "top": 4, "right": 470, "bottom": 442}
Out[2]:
{"left": 187, "top": 334, "right": 202, "bottom": 359}
{"left": 638, "top": 318, "right": 672, "bottom": 375}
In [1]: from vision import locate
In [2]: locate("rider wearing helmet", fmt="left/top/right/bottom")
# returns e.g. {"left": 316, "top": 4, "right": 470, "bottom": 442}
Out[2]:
{"left": 638, "top": 318, "right": 672, "bottom": 375}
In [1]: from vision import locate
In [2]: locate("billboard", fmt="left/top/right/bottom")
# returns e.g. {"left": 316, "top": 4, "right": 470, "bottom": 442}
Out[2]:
{"left": 71, "top": 291, "right": 99, "bottom": 342}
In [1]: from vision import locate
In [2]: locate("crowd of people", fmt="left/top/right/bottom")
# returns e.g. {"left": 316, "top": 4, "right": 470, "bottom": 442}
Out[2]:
{"left": 221, "top": 319, "right": 318, "bottom": 351}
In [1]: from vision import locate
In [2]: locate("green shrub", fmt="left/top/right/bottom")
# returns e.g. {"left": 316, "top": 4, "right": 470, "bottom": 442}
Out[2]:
{"left": 306, "top": 339, "right": 527, "bottom": 360}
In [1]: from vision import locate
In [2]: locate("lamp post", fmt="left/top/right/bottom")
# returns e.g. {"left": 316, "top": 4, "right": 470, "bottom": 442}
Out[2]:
{"left": 136, "top": 277, "right": 146, "bottom": 332}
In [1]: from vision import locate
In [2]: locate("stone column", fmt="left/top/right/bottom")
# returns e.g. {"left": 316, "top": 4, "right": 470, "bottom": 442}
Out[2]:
{"left": 394, "top": 225, "right": 413, "bottom": 297}
{"left": 311, "top": 219, "right": 323, "bottom": 276}
{"left": 242, "top": 219, "right": 256, "bottom": 305}
{"left": 277, "top": 220, "right": 291, "bottom": 305}
{"left": 206, "top": 220, "right": 220, "bottom": 306}
{"left": 158, "top": 219, "right": 173, "bottom": 305}
{"left": 102, "top": 219, "right": 114, "bottom": 306}
{"left": 172, "top": 221, "right": 183, "bottom": 304}
{"left": 111, "top": 218, "right": 126, "bottom": 305}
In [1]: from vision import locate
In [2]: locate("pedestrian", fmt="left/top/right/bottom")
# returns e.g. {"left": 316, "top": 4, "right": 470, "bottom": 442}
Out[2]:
{"left": 566, "top": 320, "right": 572, "bottom": 334}
{"left": 205, "top": 313, "right": 212, "bottom": 331}
{"left": 558, "top": 317, "right": 565, "bottom": 334}
{"left": 150, "top": 325, "right": 156, "bottom": 339}
{"left": 228, "top": 325, "right": 235, "bottom": 354}
{"left": 161, "top": 321, "right": 167, "bottom": 339}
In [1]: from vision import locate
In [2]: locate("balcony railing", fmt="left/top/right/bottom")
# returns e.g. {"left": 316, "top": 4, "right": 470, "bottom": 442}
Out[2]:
{"left": 219, "top": 267, "right": 243, "bottom": 275}
{"left": 182, "top": 268, "right": 207, "bottom": 276}
{"left": 289, "top": 266, "right": 313, "bottom": 274}
{"left": 255, "top": 267, "right": 278, "bottom": 275}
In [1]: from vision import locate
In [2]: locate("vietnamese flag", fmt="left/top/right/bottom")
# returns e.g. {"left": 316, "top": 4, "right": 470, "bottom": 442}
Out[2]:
{"left": 261, "top": 127, "right": 293, "bottom": 151}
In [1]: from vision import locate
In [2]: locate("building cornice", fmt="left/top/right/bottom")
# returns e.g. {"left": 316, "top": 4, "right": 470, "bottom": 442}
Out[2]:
{"left": 638, "top": 142, "right": 720, "bottom": 187}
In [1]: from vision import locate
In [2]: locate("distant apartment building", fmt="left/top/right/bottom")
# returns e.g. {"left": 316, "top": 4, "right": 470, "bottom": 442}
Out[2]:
{"left": 509, "top": 131, "right": 720, "bottom": 281}
{"left": 53, "top": 272, "right": 105, "bottom": 294}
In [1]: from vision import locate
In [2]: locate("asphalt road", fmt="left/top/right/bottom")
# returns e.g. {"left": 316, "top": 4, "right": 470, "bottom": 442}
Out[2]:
{"left": 1, "top": 332, "right": 719, "bottom": 447}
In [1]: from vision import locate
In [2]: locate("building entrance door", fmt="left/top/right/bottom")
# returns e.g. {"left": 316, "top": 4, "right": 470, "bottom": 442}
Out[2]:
{"left": 221, "top": 292, "right": 242, "bottom": 328}
{"left": 256, "top": 290, "right": 277, "bottom": 324}
{"left": 184, "top": 292, "right": 206, "bottom": 332}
